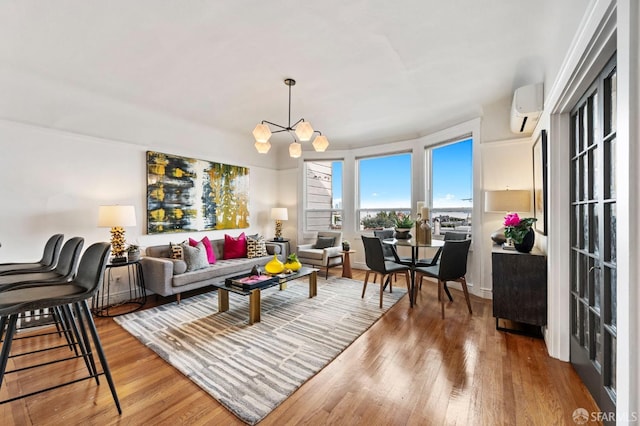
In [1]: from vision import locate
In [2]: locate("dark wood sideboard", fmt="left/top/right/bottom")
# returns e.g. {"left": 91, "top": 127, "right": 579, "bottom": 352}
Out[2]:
{"left": 492, "top": 245, "right": 547, "bottom": 333}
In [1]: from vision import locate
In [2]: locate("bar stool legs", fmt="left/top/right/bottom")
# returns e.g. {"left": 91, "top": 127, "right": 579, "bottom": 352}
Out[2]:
{"left": 0, "top": 301, "right": 121, "bottom": 414}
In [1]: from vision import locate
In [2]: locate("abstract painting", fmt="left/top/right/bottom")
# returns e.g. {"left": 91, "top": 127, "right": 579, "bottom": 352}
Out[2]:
{"left": 147, "top": 151, "right": 249, "bottom": 234}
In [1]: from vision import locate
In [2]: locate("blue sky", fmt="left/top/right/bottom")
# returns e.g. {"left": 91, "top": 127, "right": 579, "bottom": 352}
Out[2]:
{"left": 332, "top": 138, "right": 472, "bottom": 209}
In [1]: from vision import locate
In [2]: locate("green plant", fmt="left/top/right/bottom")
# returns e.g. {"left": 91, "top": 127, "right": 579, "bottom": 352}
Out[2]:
{"left": 394, "top": 213, "right": 415, "bottom": 229}
{"left": 503, "top": 213, "right": 537, "bottom": 243}
{"left": 127, "top": 244, "right": 140, "bottom": 253}
{"left": 287, "top": 253, "right": 299, "bottom": 262}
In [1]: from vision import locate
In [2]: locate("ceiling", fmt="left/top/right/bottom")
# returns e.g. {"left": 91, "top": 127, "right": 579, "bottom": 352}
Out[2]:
{"left": 0, "top": 1, "right": 589, "bottom": 153}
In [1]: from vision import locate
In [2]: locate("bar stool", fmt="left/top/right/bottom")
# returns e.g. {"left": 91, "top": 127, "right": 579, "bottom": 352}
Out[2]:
{"left": 0, "top": 234, "right": 64, "bottom": 275}
{"left": 0, "top": 242, "right": 121, "bottom": 414}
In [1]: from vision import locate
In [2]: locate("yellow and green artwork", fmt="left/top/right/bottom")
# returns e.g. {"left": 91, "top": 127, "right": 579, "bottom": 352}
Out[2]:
{"left": 146, "top": 151, "right": 249, "bottom": 233}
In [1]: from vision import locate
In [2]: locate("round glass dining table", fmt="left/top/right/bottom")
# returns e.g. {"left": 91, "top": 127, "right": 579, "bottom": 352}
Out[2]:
{"left": 383, "top": 238, "right": 444, "bottom": 307}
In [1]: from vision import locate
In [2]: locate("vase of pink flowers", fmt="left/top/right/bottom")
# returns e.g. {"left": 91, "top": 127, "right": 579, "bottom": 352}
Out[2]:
{"left": 504, "top": 213, "right": 537, "bottom": 253}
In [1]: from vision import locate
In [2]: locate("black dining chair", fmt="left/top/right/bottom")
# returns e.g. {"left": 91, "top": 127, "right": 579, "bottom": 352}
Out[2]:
{"left": 415, "top": 239, "right": 472, "bottom": 319}
{"left": 0, "top": 234, "right": 64, "bottom": 275}
{"left": 0, "top": 242, "right": 121, "bottom": 413}
{"left": 416, "top": 232, "right": 470, "bottom": 302}
{"left": 361, "top": 236, "right": 411, "bottom": 308}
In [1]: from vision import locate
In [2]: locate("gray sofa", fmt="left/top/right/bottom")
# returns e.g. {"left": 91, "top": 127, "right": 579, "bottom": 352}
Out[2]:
{"left": 141, "top": 237, "right": 281, "bottom": 303}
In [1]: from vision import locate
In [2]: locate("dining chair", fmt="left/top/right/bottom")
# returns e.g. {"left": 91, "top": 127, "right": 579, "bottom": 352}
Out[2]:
{"left": 416, "top": 232, "right": 470, "bottom": 301}
{"left": 0, "top": 234, "right": 64, "bottom": 275}
{"left": 0, "top": 242, "right": 121, "bottom": 413}
{"left": 372, "top": 229, "right": 405, "bottom": 283}
{"left": 361, "top": 236, "right": 411, "bottom": 308}
{"left": 415, "top": 239, "right": 472, "bottom": 319}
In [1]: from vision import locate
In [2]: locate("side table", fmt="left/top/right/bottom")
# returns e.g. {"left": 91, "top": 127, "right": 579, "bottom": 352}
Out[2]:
{"left": 92, "top": 259, "right": 147, "bottom": 317}
{"left": 269, "top": 238, "right": 290, "bottom": 260}
{"left": 342, "top": 250, "right": 355, "bottom": 278}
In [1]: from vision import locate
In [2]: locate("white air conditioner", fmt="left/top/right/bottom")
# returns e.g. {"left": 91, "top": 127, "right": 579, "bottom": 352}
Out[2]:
{"left": 510, "top": 83, "right": 543, "bottom": 134}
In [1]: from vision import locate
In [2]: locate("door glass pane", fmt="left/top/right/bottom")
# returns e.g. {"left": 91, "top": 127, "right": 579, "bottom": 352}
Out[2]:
{"left": 582, "top": 302, "right": 590, "bottom": 349}
{"left": 591, "top": 204, "right": 599, "bottom": 256}
{"left": 609, "top": 203, "right": 617, "bottom": 263}
{"left": 610, "top": 334, "right": 617, "bottom": 393}
{"left": 583, "top": 153, "right": 590, "bottom": 200}
{"left": 594, "top": 260, "right": 601, "bottom": 311}
{"left": 582, "top": 205, "right": 589, "bottom": 250}
{"left": 592, "top": 147, "right": 599, "bottom": 199}
{"left": 572, "top": 294, "right": 579, "bottom": 338}
{"left": 571, "top": 251, "right": 579, "bottom": 292}
{"left": 583, "top": 257, "right": 592, "bottom": 299}
{"left": 579, "top": 255, "right": 588, "bottom": 297}
{"left": 578, "top": 106, "right": 585, "bottom": 153}
{"left": 592, "top": 92, "right": 599, "bottom": 142}
{"left": 605, "top": 71, "right": 617, "bottom": 135}
{"left": 594, "top": 314, "right": 603, "bottom": 370}
{"left": 608, "top": 138, "right": 616, "bottom": 198}
{"left": 608, "top": 267, "right": 617, "bottom": 328}
{"left": 576, "top": 205, "right": 582, "bottom": 248}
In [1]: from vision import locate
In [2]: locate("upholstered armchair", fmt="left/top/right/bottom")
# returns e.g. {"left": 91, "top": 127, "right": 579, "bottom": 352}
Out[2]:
{"left": 296, "top": 231, "right": 343, "bottom": 278}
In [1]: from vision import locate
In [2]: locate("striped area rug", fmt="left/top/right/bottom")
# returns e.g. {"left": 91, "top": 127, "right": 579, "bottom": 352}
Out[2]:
{"left": 114, "top": 276, "right": 406, "bottom": 425}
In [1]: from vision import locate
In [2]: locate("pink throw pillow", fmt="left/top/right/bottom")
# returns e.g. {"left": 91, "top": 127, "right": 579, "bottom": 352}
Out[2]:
{"left": 189, "top": 236, "right": 216, "bottom": 264}
{"left": 223, "top": 233, "right": 247, "bottom": 259}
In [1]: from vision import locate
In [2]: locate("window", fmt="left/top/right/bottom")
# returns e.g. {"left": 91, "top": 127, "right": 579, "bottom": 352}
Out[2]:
{"left": 428, "top": 138, "right": 473, "bottom": 238}
{"left": 304, "top": 160, "right": 343, "bottom": 231}
{"left": 358, "top": 152, "right": 412, "bottom": 230}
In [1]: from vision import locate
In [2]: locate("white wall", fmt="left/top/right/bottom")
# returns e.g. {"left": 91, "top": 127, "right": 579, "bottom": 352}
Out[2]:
{"left": 0, "top": 120, "right": 279, "bottom": 263}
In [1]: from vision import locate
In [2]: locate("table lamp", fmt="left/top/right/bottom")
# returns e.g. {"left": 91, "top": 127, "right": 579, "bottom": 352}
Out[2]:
{"left": 484, "top": 190, "right": 531, "bottom": 246}
{"left": 98, "top": 205, "right": 137, "bottom": 263}
{"left": 271, "top": 207, "right": 288, "bottom": 241}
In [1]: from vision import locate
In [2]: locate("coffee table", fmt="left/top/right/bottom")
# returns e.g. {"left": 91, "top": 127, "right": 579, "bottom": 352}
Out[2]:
{"left": 212, "top": 267, "right": 318, "bottom": 324}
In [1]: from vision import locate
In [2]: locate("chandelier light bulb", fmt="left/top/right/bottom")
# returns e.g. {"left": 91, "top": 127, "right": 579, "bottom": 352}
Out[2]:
{"left": 289, "top": 142, "right": 302, "bottom": 158}
{"left": 312, "top": 135, "right": 329, "bottom": 152}
{"left": 294, "top": 121, "right": 314, "bottom": 141}
{"left": 252, "top": 123, "right": 272, "bottom": 143}
{"left": 254, "top": 140, "right": 271, "bottom": 154}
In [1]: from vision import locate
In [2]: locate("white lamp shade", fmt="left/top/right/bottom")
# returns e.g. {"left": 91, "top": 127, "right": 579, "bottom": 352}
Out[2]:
{"left": 271, "top": 207, "right": 288, "bottom": 221}
{"left": 252, "top": 123, "right": 272, "bottom": 143}
{"left": 98, "top": 205, "right": 137, "bottom": 227}
{"left": 289, "top": 142, "right": 302, "bottom": 158}
{"left": 254, "top": 140, "right": 271, "bottom": 154}
{"left": 312, "top": 135, "right": 329, "bottom": 152}
{"left": 484, "top": 190, "right": 531, "bottom": 213}
{"left": 294, "top": 121, "right": 314, "bottom": 141}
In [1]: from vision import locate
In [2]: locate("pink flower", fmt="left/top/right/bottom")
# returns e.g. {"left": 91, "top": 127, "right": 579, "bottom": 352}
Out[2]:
{"left": 504, "top": 213, "right": 521, "bottom": 227}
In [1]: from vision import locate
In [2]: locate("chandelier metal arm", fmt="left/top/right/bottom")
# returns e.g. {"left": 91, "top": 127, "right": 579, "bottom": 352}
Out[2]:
{"left": 253, "top": 78, "right": 329, "bottom": 157}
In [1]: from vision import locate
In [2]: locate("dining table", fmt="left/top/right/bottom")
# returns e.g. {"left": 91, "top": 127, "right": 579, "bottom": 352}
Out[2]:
{"left": 383, "top": 238, "right": 444, "bottom": 307}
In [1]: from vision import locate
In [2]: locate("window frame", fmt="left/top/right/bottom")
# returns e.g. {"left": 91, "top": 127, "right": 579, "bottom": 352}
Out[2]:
{"left": 356, "top": 151, "right": 413, "bottom": 232}
{"left": 302, "top": 159, "right": 344, "bottom": 232}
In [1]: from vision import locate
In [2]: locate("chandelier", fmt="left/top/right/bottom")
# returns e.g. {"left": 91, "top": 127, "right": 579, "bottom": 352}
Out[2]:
{"left": 253, "top": 78, "right": 329, "bottom": 158}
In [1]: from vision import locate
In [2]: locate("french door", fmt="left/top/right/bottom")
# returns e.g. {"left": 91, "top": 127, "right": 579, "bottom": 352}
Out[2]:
{"left": 569, "top": 54, "right": 617, "bottom": 416}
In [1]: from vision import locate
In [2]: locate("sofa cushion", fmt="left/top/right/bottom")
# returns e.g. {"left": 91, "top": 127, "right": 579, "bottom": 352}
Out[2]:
{"left": 189, "top": 236, "right": 216, "bottom": 264}
{"left": 247, "top": 236, "right": 267, "bottom": 258}
{"left": 223, "top": 233, "right": 247, "bottom": 259}
{"left": 314, "top": 237, "right": 335, "bottom": 249}
{"left": 171, "top": 259, "right": 188, "bottom": 275}
{"left": 181, "top": 241, "right": 209, "bottom": 272}
{"left": 169, "top": 242, "right": 183, "bottom": 259}
{"left": 297, "top": 248, "right": 324, "bottom": 260}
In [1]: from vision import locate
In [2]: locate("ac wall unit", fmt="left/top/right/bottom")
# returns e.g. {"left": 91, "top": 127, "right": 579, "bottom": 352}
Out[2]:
{"left": 510, "top": 83, "right": 543, "bottom": 134}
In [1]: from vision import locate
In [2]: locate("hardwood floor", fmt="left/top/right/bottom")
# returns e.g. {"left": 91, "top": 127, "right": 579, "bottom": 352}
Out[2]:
{"left": 1, "top": 269, "right": 600, "bottom": 425}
